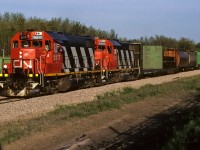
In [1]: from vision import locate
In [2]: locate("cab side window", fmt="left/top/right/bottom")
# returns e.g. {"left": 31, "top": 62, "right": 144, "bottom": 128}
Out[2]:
{"left": 54, "top": 43, "right": 61, "bottom": 53}
{"left": 108, "top": 46, "right": 112, "bottom": 54}
{"left": 45, "top": 40, "right": 51, "bottom": 51}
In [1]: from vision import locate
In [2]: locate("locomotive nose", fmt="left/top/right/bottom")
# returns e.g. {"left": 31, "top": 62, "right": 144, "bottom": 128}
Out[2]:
{"left": 20, "top": 48, "right": 36, "bottom": 59}
{"left": 13, "top": 48, "right": 36, "bottom": 70}
{"left": 22, "top": 49, "right": 36, "bottom": 69}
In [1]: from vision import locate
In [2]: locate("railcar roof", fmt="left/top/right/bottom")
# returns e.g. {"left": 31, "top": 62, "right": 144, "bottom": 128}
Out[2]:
{"left": 109, "top": 40, "right": 121, "bottom": 47}
{"left": 120, "top": 42, "right": 130, "bottom": 49}
{"left": 46, "top": 31, "right": 92, "bottom": 45}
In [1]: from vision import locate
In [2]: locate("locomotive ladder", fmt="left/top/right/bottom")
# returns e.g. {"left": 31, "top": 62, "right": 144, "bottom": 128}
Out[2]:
{"left": 100, "top": 58, "right": 108, "bottom": 82}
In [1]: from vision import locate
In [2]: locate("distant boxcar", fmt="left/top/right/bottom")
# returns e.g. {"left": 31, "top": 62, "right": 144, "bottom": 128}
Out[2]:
{"left": 188, "top": 51, "right": 197, "bottom": 68}
{"left": 196, "top": 51, "right": 200, "bottom": 68}
{"left": 142, "top": 46, "right": 163, "bottom": 74}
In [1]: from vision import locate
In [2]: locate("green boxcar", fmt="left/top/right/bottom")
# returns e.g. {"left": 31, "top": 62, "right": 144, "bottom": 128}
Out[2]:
{"left": 142, "top": 46, "right": 163, "bottom": 70}
{"left": 0, "top": 57, "right": 4, "bottom": 72}
{"left": 196, "top": 51, "right": 200, "bottom": 67}
{"left": 0, "top": 57, "right": 10, "bottom": 73}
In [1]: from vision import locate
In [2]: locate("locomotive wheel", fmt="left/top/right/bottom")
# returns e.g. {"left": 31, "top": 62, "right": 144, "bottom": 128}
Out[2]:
{"left": 57, "top": 77, "right": 71, "bottom": 92}
{"left": 84, "top": 78, "right": 96, "bottom": 88}
{"left": 112, "top": 73, "right": 120, "bottom": 83}
{"left": 44, "top": 86, "right": 55, "bottom": 95}
{"left": 132, "top": 70, "right": 140, "bottom": 80}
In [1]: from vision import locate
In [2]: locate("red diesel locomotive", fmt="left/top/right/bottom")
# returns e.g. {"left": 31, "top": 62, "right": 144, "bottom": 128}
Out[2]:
{"left": 0, "top": 31, "right": 140, "bottom": 96}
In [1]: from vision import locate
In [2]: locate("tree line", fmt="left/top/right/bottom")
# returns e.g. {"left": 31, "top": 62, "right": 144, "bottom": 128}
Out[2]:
{"left": 0, "top": 12, "right": 199, "bottom": 56}
{"left": 131, "top": 35, "right": 200, "bottom": 51}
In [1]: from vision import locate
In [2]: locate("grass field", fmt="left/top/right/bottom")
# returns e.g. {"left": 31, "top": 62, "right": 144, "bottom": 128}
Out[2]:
{"left": 0, "top": 75, "right": 200, "bottom": 147}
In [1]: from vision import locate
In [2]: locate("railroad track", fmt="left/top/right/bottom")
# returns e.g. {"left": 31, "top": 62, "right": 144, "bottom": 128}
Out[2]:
{"left": 0, "top": 96, "right": 26, "bottom": 104}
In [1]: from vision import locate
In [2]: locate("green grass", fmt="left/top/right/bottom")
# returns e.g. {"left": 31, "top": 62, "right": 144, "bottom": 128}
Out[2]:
{"left": 1, "top": 75, "right": 200, "bottom": 144}
{"left": 163, "top": 104, "right": 200, "bottom": 149}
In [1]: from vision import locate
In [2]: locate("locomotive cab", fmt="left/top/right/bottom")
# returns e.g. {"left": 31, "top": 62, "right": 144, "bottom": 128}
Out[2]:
{"left": 12, "top": 31, "right": 63, "bottom": 74}
{"left": 94, "top": 39, "right": 118, "bottom": 70}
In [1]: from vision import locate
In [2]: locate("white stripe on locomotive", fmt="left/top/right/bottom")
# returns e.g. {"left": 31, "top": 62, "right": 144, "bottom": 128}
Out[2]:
{"left": 120, "top": 50, "right": 126, "bottom": 69}
{"left": 62, "top": 46, "right": 70, "bottom": 72}
{"left": 88, "top": 48, "right": 94, "bottom": 69}
{"left": 125, "top": 50, "right": 131, "bottom": 68}
{"left": 71, "top": 47, "right": 80, "bottom": 72}
{"left": 80, "top": 47, "right": 88, "bottom": 71}
{"left": 118, "top": 53, "right": 122, "bottom": 69}
{"left": 130, "top": 51, "right": 134, "bottom": 67}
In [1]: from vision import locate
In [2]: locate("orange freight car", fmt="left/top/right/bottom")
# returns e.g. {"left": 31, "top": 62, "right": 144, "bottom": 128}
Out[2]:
{"left": 164, "top": 48, "right": 189, "bottom": 70}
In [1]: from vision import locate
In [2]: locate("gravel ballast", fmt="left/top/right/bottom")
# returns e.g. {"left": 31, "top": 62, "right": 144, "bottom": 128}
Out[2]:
{"left": 0, "top": 70, "right": 200, "bottom": 123}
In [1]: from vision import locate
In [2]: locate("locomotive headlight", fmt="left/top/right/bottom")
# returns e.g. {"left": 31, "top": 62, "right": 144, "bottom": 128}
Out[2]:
{"left": 19, "top": 51, "right": 22, "bottom": 54}
{"left": 3, "top": 64, "right": 7, "bottom": 69}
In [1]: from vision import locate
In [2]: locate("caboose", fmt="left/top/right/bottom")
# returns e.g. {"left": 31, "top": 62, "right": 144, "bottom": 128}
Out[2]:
{"left": 0, "top": 31, "right": 141, "bottom": 97}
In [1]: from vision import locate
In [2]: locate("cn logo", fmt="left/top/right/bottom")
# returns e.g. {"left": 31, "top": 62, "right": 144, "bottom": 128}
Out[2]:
{"left": 13, "top": 60, "right": 32, "bottom": 69}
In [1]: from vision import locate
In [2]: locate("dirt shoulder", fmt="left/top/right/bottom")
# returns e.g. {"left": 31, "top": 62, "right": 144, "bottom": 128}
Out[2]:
{"left": 4, "top": 90, "right": 199, "bottom": 150}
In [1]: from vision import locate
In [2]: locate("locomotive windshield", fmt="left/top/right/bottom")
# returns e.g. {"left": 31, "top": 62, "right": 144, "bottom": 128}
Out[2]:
{"left": 21, "top": 40, "right": 42, "bottom": 48}
{"left": 33, "top": 41, "right": 42, "bottom": 47}
{"left": 21, "top": 40, "right": 31, "bottom": 48}
{"left": 98, "top": 45, "right": 105, "bottom": 50}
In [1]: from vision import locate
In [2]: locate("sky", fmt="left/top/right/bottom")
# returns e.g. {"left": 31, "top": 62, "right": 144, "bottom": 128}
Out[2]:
{"left": 1, "top": 0, "right": 200, "bottom": 43}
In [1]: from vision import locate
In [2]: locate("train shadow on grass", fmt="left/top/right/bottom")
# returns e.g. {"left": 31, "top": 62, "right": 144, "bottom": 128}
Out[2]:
{"left": 99, "top": 93, "right": 200, "bottom": 150}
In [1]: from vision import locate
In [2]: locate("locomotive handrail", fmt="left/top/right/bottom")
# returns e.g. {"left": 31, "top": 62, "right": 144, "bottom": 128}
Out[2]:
{"left": 39, "top": 55, "right": 46, "bottom": 87}
{"left": 39, "top": 55, "right": 46, "bottom": 74}
{"left": 34, "top": 59, "right": 40, "bottom": 74}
